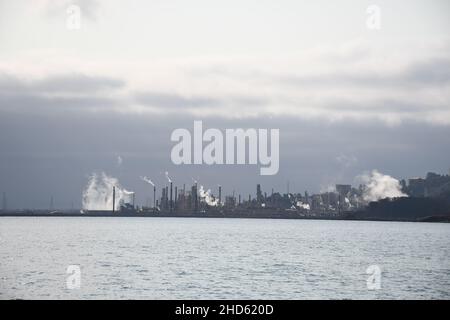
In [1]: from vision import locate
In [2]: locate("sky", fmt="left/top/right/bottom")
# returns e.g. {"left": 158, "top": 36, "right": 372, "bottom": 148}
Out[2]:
{"left": 0, "top": 0, "right": 449, "bottom": 209}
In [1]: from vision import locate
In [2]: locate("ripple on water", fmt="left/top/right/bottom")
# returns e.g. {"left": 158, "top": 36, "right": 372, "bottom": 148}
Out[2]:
{"left": 0, "top": 218, "right": 449, "bottom": 299}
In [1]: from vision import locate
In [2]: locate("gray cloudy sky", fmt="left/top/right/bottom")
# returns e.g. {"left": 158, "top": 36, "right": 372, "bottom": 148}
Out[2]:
{"left": 0, "top": 0, "right": 449, "bottom": 209}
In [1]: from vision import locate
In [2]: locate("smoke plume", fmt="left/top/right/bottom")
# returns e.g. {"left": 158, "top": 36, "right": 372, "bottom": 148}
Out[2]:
{"left": 199, "top": 185, "right": 219, "bottom": 206}
{"left": 140, "top": 176, "right": 155, "bottom": 186}
{"left": 361, "top": 170, "right": 407, "bottom": 202}
{"left": 165, "top": 171, "right": 172, "bottom": 183}
{"left": 82, "top": 172, "right": 134, "bottom": 210}
{"left": 116, "top": 155, "right": 123, "bottom": 167}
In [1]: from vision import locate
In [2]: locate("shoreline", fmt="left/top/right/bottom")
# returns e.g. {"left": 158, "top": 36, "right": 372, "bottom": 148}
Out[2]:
{"left": 1, "top": 211, "right": 449, "bottom": 223}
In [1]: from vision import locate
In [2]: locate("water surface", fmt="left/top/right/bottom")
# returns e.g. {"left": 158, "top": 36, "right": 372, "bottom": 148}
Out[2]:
{"left": 0, "top": 217, "right": 449, "bottom": 299}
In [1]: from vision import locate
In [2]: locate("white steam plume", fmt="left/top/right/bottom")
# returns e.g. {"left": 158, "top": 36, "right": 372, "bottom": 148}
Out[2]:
{"left": 140, "top": 176, "right": 155, "bottom": 187}
{"left": 361, "top": 170, "right": 407, "bottom": 202}
{"left": 296, "top": 201, "right": 310, "bottom": 210}
{"left": 117, "top": 155, "right": 123, "bottom": 167}
{"left": 199, "top": 185, "right": 219, "bottom": 206}
{"left": 82, "top": 172, "right": 134, "bottom": 210}
{"left": 165, "top": 171, "right": 172, "bottom": 183}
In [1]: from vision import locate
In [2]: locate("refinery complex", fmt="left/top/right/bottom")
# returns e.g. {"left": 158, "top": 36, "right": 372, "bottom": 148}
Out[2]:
{"left": 2, "top": 171, "right": 450, "bottom": 222}
{"left": 113, "top": 171, "right": 450, "bottom": 220}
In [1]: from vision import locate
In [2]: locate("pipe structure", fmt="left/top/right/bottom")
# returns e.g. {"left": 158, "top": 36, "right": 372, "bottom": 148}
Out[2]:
{"left": 170, "top": 182, "right": 173, "bottom": 212}
{"left": 194, "top": 182, "right": 198, "bottom": 212}
{"left": 165, "top": 186, "right": 169, "bottom": 210}
{"left": 112, "top": 186, "right": 116, "bottom": 213}
{"left": 153, "top": 186, "right": 156, "bottom": 211}
{"left": 175, "top": 186, "right": 178, "bottom": 211}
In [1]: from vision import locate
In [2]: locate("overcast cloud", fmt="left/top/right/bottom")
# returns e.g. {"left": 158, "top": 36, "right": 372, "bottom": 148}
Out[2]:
{"left": 0, "top": 0, "right": 449, "bottom": 208}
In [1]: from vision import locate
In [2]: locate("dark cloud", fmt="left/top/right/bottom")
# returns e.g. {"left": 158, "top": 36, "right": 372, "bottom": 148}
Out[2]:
{"left": 404, "top": 58, "right": 450, "bottom": 85}
{"left": 135, "top": 92, "right": 266, "bottom": 110}
{"left": 200, "top": 57, "right": 450, "bottom": 89}
{"left": 279, "top": 57, "right": 450, "bottom": 88}
{"left": 34, "top": 74, "right": 125, "bottom": 93}
{"left": 0, "top": 93, "right": 118, "bottom": 113}
{"left": 0, "top": 73, "right": 125, "bottom": 95}
{"left": 0, "top": 73, "right": 124, "bottom": 113}
{"left": 1, "top": 57, "right": 449, "bottom": 209}
{"left": 1, "top": 110, "right": 449, "bottom": 209}
{"left": 135, "top": 92, "right": 219, "bottom": 109}
{"left": 320, "top": 99, "right": 449, "bottom": 114}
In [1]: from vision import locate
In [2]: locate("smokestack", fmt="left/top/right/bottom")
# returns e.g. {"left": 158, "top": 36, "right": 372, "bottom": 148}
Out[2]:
{"left": 153, "top": 186, "right": 156, "bottom": 210}
{"left": 175, "top": 186, "right": 178, "bottom": 210}
{"left": 162, "top": 187, "right": 166, "bottom": 210}
{"left": 165, "top": 186, "right": 169, "bottom": 210}
{"left": 338, "top": 193, "right": 341, "bottom": 216}
{"left": 194, "top": 182, "right": 198, "bottom": 212}
{"left": 170, "top": 182, "right": 173, "bottom": 212}
{"left": 218, "top": 186, "right": 222, "bottom": 206}
{"left": 238, "top": 194, "right": 241, "bottom": 205}
{"left": 112, "top": 186, "right": 116, "bottom": 213}
{"left": 132, "top": 192, "right": 135, "bottom": 209}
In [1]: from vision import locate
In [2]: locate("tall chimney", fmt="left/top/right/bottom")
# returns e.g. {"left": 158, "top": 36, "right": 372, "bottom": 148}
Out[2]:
{"left": 165, "top": 186, "right": 169, "bottom": 210}
{"left": 175, "top": 186, "right": 178, "bottom": 210}
{"left": 194, "top": 182, "right": 198, "bottom": 212}
{"left": 112, "top": 186, "right": 116, "bottom": 213}
{"left": 170, "top": 182, "right": 173, "bottom": 212}
{"left": 218, "top": 186, "right": 222, "bottom": 206}
{"left": 153, "top": 186, "right": 156, "bottom": 210}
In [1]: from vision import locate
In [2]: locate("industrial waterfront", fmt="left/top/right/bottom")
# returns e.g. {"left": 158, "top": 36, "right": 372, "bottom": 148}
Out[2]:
{"left": 2, "top": 171, "right": 450, "bottom": 222}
